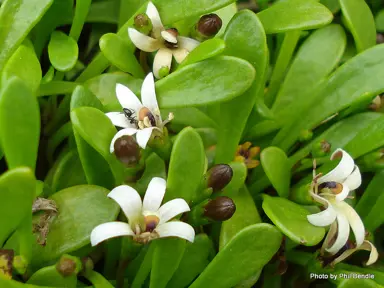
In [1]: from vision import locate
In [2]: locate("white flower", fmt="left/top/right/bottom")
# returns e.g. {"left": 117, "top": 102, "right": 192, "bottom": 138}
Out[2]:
{"left": 90, "top": 177, "right": 195, "bottom": 245}
{"left": 128, "top": 2, "right": 200, "bottom": 78}
{"left": 106, "top": 73, "right": 173, "bottom": 150}
{"left": 306, "top": 148, "right": 378, "bottom": 266}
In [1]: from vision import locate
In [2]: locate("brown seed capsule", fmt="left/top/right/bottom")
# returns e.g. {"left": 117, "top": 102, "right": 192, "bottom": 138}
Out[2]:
{"left": 203, "top": 196, "right": 236, "bottom": 221}
{"left": 207, "top": 164, "right": 233, "bottom": 192}
{"left": 197, "top": 14, "right": 222, "bottom": 37}
{"left": 114, "top": 135, "right": 140, "bottom": 165}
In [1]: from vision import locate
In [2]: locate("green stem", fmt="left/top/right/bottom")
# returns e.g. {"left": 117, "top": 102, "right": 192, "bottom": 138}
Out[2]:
{"left": 69, "top": 0, "right": 92, "bottom": 42}
{"left": 84, "top": 270, "right": 114, "bottom": 288}
{"left": 265, "top": 30, "right": 301, "bottom": 107}
{"left": 46, "top": 121, "right": 73, "bottom": 163}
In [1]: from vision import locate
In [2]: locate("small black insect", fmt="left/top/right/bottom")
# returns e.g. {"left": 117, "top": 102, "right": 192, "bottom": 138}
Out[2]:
{"left": 123, "top": 108, "right": 138, "bottom": 125}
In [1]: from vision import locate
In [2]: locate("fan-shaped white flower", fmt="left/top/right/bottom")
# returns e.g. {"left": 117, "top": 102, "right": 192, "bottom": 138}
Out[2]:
{"left": 306, "top": 149, "right": 378, "bottom": 266}
{"left": 106, "top": 73, "right": 173, "bottom": 150}
{"left": 90, "top": 177, "right": 195, "bottom": 245}
{"left": 128, "top": 2, "right": 200, "bottom": 78}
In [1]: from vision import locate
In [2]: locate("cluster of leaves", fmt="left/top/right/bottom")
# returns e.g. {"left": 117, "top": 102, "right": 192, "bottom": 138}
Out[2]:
{"left": 0, "top": 0, "right": 384, "bottom": 287}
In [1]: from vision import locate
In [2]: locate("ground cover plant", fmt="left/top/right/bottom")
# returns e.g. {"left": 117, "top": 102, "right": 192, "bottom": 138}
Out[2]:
{"left": 0, "top": 0, "right": 384, "bottom": 287}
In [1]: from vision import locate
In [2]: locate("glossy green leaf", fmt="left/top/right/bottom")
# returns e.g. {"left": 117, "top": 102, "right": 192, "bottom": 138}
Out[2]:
{"left": 262, "top": 195, "right": 325, "bottom": 246}
{"left": 165, "top": 127, "right": 205, "bottom": 203}
{"left": 69, "top": 0, "right": 92, "bottom": 41}
{"left": 339, "top": 0, "right": 376, "bottom": 52}
{"left": 168, "top": 234, "right": 212, "bottom": 288}
{"left": 356, "top": 171, "right": 384, "bottom": 231}
{"left": 0, "top": 167, "right": 35, "bottom": 246}
{"left": 190, "top": 224, "right": 282, "bottom": 288}
{"left": 215, "top": 11, "right": 267, "bottom": 163}
{"left": 38, "top": 81, "right": 79, "bottom": 97}
{"left": 375, "top": 10, "right": 384, "bottom": 32}
{"left": 71, "top": 107, "right": 123, "bottom": 188}
{"left": 131, "top": 244, "right": 155, "bottom": 288}
{"left": 0, "top": 278, "right": 54, "bottom": 288}
{"left": 0, "top": 0, "right": 53, "bottom": 72}
{"left": 0, "top": 77, "right": 40, "bottom": 170}
{"left": 214, "top": 3, "right": 237, "bottom": 38}
{"left": 70, "top": 85, "right": 104, "bottom": 111}
{"left": 320, "top": 0, "right": 341, "bottom": 14}
{"left": 178, "top": 38, "right": 226, "bottom": 69}
{"left": 2, "top": 41, "right": 42, "bottom": 93}
{"left": 336, "top": 263, "right": 384, "bottom": 286}
{"left": 337, "top": 278, "right": 378, "bottom": 288}
{"left": 31, "top": 185, "right": 119, "bottom": 269}
{"left": 150, "top": 238, "right": 186, "bottom": 288}
{"left": 27, "top": 265, "right": 77, "bottom": 287}
{"left": 162, "top": 108, "right": 217, "bottom": 129}
{"left": 134, "top": 153, "right": 166, "bottom": 195}
{"left": 260, "top": 147, "right": 290, "bottom": 198}
{"left": 100, "top": 33, "right": 144, "bottom": 78}
{"left": 85, "top": 73, "right": 142, "bottom": 112}
{"left": 274, "top": 44, "right": 384, "bottom": 151}
{"left": 48, "top": 31, "right": 79, "bottom": 72}
{"left": 156, "top": 56, "right": 255, "bottom": 108}
{"left": 257, "top": 0, "right": 333, "bottom": 34}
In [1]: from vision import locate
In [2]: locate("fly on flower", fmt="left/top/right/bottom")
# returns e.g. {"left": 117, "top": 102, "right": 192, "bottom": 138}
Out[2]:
{"left": 306, "top": 148, "right": 378, "bottom": 266}
{"left": 128, "top": 2, "right": 200, "bottom": 78}
{"left": 106, "top": 73, "right": 173, "bottom": 150}
{"left": 90, "top": 177, "right": 195, "bottom": 245}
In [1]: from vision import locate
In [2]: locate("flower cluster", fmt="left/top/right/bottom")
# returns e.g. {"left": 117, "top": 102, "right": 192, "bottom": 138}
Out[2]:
{"left": 307, "top": 149, "right": 378, "bottom": 266}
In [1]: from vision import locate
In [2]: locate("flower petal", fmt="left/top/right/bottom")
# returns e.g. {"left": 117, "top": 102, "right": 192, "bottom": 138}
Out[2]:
{"left": 155, "top": 221, "right": 195, "bottom": 242}
{"left": 172, "top": 48, "right": 189, "bottom": 64}
{"left": 334, "top": 183, "right": 350, "bottom": 202}
{"left": 326, "top": 212, "right": 350, "bottom": 255}
{"left": 110, "top": 128, "right": 138, "bottom": 153}
{"left": 307, "top": 204, "right": 337, "bottom": 227}
{"left": 318, "top": 149, "right": 355, "bottom": 184}
{"left": 128, "top": 28, "right": 161, "bottom": 52}
{"left": 90, "top": 222, "right": 134, "bottom": 246}
{"left": 158, "top": 198, "right": 190, "bottom": 224}
{"left": 178, "top": 36, "right": 200, "bottom": 52}
{"left": 330, "top": 240, "right": 378, "bottom": 266}
{"left": 161, "top": 30, "right": 177, "bottom": 43}
{"left": 142, "top": 177, "right": 166, "bottom": 212}
{"left": 153, "top": 48, "right": 172, "bottom": 79}
{"left": 108, "top": 185, "right": 142, "bottom": 223}
{"left": 105, "top": 112, "right": 133, "bottom": 128}
{"left": 343, "top": 165, "right": 362, "bottom": 191}
{"left": 136, "top": 127, "right": 155, "bottom": 149}
{"left": 146, "top": 2, "right": 164, "bottom": 39}
{"left": 141, "top": 73, "right": 160, "bottom": 120}
{"left": 321, "top": 222, "right": 338, "bottom": 254}
{"left": 335, "top": 201, "right": 365, "bottom": 246}
{"left": 116, "top": 83, "right": 143, "bottom": 111}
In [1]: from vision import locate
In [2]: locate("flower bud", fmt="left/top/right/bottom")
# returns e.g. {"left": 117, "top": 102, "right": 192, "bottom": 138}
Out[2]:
{"left": 196, "top": 14, "right": 222, "bottom": 39}
{"left": 203, "top": 196, "right": 236, "bottom": 221}
{"left": 206, "top": 164, "right": 233, "bottom": 193}
{"left": 299, "top": 129, "right": 313, "bottom": 142}
{"left": 311, "top": 140, "right": 331, "bottom": 158}
{"left": 56, "top": 255, "right": 82, "bottom": 277}
{"left": 134, "top": 13, "right": 153, "bottom": 35}
{"left": 114, "top": 135, "right": 140, "bottom": 166}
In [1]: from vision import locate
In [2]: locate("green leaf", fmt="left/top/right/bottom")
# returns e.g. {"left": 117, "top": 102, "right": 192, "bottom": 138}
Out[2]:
{"left": 0, "top": 0, "right": 53, "bottom": 72}
{"left": 71, "top": 107, "right": 123, "bottom": 188}
{"left": 84, "top": 270, "right": 115, "bottom": 288}
{"left": 337, "top": 278, "right": 378, "bottom": 288}
{"left": 339, "top": 0, "right": 376, "bottom": 52}
{"left": 162, "top": 108, "right": 217, "bottom": 129}
{"left": 178, "top": 38, "right": 226, "bottom": 69}
{"left": 131, "top": 244, "right": 155, "bottom": 288}
{"left": 375, "top": 9, "right": 384, "bottom": 32}
{"left": 274, "top": 44, "right": 384, "bottom": 151}
{"left": 215, "top": 11, "right": 268, "bottom": 163}
{"left": 214, "top": 3, "right": 237, "bottom": 38}
{"left": 0, "top": 77, "right": 40, "bottom": 170}
{"left": 38, "top": 81, "right": 79, "bottom": 97}
{"left": 165, "top": 127, "right": 205, "bottom": 203}
{"left": 84, "top": 73, "right": 143, "bottom": 112}
{"left": 2, "top": 40, "right": 42, "bottom": 93}
{"left": 69, "top": 0, "right": 91, "bottom": 41}
{"left": 260, "top": 147, "right": 290, "bottom": 198}
{"left": 190, "top": 224, "right": 282, "bottom": 288}
{"left": 355, "top": 171, "right": 384, "bottom": 232}
{"left": 70, "top": 85, "right": 104, "bottom": 111}
{"left": 320, "top": 0, "right": 341, "bottom": 14}
{"left": 31, "top": 185, "right": 119, "bottom": 269}
{"left": 257, "top": 0, "right": 333, "bottom": 34}
{"left": 150, "top": 238, "right": 186, "bottom": 288}
{"left": 27, "top": 265, "right": 77, "bottom": 287}
{"left": 0, "top": 167, "right": 35, "bottom": 246}
{"left": 156, "top": 56, "right": 255, "bottom": 108}
{"left": 262, "top": 195, "right": 325, "bottom": 246}
{"left": 48, "top": 31, "right": 79, "bottom": 72}
{"left": 0, "top": 278, "right": 55, "bottom": 288}
{"left": 168, "top": 234, "right": 212, "bottom": 288}
{"left": 100, "top": 33, "right": 144, "bottom": 78}
{"left": 134, "top": 153, "right": 166, "bottom": 195}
